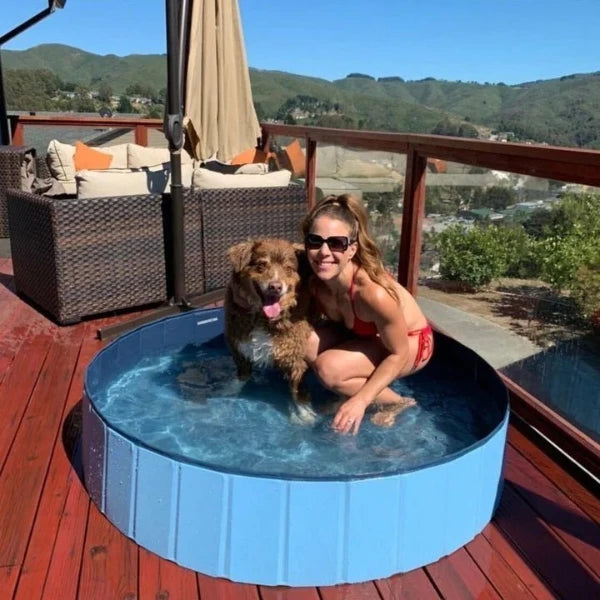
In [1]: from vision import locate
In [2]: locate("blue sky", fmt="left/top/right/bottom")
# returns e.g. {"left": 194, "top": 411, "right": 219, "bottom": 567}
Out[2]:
{"left": 3, "top": 1, "right": 599, "bottom": 84}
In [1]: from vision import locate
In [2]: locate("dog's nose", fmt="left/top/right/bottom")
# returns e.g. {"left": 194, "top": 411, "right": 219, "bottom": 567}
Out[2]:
{"left": 268, "top": 281, "right": 283, "bottom": 295}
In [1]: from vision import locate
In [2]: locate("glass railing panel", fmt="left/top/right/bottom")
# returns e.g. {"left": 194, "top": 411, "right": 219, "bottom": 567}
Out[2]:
{"left": 313, "top": 144, "right": 406, "bottom": 276}
{"left": 419, "top": 164, "right": 600, "bottom": 442}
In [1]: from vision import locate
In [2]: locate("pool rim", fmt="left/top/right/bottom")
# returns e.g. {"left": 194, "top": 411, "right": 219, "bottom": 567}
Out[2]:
{"left": 84, "top": 306, "right": 509, "bottom": 483}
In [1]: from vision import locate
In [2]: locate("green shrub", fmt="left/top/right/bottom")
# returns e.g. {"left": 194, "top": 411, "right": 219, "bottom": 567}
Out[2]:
{"left": 569, "top": 256, "right": 600, "bottom": 330}
{"left": 498, "top": 225, "right": 542, "bottom": 279}
{"left": 435, "top": 224, "right": 509, "bottom": 289}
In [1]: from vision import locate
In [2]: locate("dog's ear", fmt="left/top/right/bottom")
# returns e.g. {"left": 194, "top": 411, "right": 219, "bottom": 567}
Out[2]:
{"left": 293, "top": 243, "right": 311, "bottom": 279}
{"left": 228, "top": 241, "right": 254, "bottom": 272}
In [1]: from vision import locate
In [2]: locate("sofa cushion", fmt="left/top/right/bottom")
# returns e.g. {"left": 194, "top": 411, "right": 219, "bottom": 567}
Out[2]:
{"left": 234, "top": 162, "right": 269, "bottom": 175}
{"left": 47, "top": 140, "right": 130, "bottom": 189}
{"left": 76, "top": 163, "right": 193, "bottom": 199}
{"left": 47, "top": 139, "right": 76, "bottom": 182}
{"left": 127, "top": 144, "right": 193, "bottom": 168}
{"left": 192, "top": 167, "right": 291, "bottom": 189}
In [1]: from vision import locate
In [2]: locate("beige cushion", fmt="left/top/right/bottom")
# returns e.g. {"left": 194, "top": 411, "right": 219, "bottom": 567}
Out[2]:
{"left": 127, "top": 144, "right": 193, "bottom": 168}
{"left": 61, "top": 179, "right": 77, "bottom": 196}
{"left": 192, "top": 168, "right": 292, "bottom": 189}
{"left": 47, "top": 139, "right": 131, "bottom": 184}
{"left": 235, "top": 163, "right": 269, "bottom": 175}
{"left": 76, "top": 163, "right": 193, "bottom": 199}
{"left": 103, "top": 143, "right": 129, "bottom": 169}
{"left": 47, "top": 139, "right": 76, "bottom": 182}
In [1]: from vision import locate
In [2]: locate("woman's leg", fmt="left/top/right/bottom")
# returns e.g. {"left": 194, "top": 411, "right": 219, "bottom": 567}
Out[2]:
{"left": 312, "top": 337, "right": 416, "bottom": 423}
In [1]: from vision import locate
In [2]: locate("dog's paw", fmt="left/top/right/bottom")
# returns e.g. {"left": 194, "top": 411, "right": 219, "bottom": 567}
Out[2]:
{"left": 289, "top": 402, "right": 318, "bottom": 426}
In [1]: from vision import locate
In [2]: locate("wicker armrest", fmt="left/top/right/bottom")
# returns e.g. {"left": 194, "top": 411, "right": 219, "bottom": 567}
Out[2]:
{"left": 35, "top": 155, "right": 52, "bottom": 179}
{"left": 195, "top": 185, "right": 308, "bottom": 292}
{"left": 0, "top": 145, "right": 35, "bottom": 237}
{"left": 7, "top": 190, "right": 168, "bottom": 324}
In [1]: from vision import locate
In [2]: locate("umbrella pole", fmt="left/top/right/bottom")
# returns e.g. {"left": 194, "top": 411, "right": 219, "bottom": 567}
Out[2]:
{"left": 165, "top": 0, "right": 188, "bottom": 306}
{"left": 97, "top": 0, "right": 192, "bottom": 340}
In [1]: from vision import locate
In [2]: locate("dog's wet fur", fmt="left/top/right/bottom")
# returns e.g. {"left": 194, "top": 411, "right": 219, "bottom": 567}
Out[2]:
{"left": 224, "top": 238, "right": 317, "bottom": 424}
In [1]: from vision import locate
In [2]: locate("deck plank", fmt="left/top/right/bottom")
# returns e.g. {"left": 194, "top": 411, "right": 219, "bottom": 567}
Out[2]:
{"left": 0, "top": 324, "right": 84, "bottom": 570}
{"left": 480, "top": 523, "right": 556, "bottom": 600}
{"left": 319, "top": 581, "right": 384, "bottom": 599}
{"left": 12, "top": 322, "right": 100, "bottom": 600}
{"left": 260, "top": 585, "right": 320, "bottom": 600}
{"left": 494, "top": 483, "right": 599, "bottom": 599}
{"left": 0, "top": 566, "right": 20, "bottom": 600}
{"left": 41, "top": 472, "right": 90, "bottom": 600}
{"left": 465, "top": 534, "right": 538, "bottom": 599}
{"left": 504, "top": 443, "right": 600, "bottom": 575}
{"left": 426, "top": 548, "right": 502, "bottom": 600}
{"left": 0, "top": 326, "right": 54, "bottom": 474}
{"left": 375, "top": 569, "right": 442, "bottom": 599}
{"left": 78, "top": 503, "right": 138, "bottom": 600}
{"left": 1, "top": 258, "right": 599, "bottom": 600}
{"left": 508, "top": 422, "right": 600, "bottom": 522}
{"left": 197, "top": 574, "right": 260, "bottom": 599}
{"left": 138, "top": 549, "right": 200, "bottom": 600}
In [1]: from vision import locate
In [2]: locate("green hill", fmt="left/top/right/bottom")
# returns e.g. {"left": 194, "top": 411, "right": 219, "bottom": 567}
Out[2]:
{"left": 3, "top": 44, "right": 600, "bottom": 148}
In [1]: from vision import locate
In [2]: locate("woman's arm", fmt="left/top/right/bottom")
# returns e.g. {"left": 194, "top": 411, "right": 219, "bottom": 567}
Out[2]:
{"left": 332, "top": 284, "right": 412, "bottom": 434}
{"left": 352, "top": 285, "right": 412, "bottom": 403}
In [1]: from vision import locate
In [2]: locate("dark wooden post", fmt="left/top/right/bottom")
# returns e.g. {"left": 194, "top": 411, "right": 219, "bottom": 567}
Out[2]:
{"left": 11, "top": 120, "right": 24, "bottom": 146}
{"left": 305, "top": 137, "right": 317, "bottom": 209}
{"left": 135, "top": 124, "right": 148, "bottom": 146}
{"left": 398, "top": 147, "right": 427, "bottom": 295}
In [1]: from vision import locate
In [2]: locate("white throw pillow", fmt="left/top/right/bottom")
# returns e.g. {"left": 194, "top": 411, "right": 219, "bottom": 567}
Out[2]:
{"left": 192, "top": 168, "right": 292, "bottom": 189}
{"left": 127, "top": 144, "right": 193, "bottom": 168}
{"left": 76, "top": 163, "right": 193, "bottom": 199}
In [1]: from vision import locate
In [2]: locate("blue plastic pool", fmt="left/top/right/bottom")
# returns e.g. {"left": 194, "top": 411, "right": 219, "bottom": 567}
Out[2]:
{"left": 83, "top": 307, "right": 508, "bottom": 586}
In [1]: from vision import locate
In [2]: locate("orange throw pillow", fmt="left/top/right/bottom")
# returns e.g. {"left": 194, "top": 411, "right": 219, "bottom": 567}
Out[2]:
{"left": 73, "top": 141, "right": 113, "bottom": 171}
{"left": 283, "top": 139, "right": 305, "bottom": 177}
{"left": 230, "top": 147, "right": 269, "bottom": 165}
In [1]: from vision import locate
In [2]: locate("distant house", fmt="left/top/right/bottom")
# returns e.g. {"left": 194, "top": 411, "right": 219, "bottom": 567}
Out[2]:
{"left": 461, "top": 208, "right": 504, "bottom": 221}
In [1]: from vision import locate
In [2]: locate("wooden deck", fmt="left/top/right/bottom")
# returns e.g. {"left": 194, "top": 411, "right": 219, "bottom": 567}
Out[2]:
{"left": 1, "top": 256, "right": 599, "bottom": 600}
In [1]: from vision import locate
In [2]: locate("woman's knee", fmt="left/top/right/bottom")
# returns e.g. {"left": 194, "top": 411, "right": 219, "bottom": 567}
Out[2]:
{"left": 313, "top": 353, "right": 345, "bottom": 391}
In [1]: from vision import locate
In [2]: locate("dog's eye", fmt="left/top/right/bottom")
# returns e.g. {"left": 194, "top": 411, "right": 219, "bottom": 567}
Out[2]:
{"left": 254, "top": 260, "right": 268, "bottom": 272}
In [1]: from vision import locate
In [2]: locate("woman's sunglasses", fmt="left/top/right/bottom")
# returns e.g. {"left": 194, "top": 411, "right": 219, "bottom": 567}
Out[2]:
{"left": 305, "top": 233, "right": 355, "bottom": 252}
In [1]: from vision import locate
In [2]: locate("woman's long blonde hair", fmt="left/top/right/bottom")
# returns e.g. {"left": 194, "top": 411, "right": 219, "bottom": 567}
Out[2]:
{"left": 301, "top": 194, "right": 399, "bottom": 303}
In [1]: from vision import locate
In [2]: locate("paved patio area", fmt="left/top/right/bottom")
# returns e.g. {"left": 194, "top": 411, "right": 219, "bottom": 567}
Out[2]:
{"left": 418, "top": 296, "right": 542, "bottom": 369}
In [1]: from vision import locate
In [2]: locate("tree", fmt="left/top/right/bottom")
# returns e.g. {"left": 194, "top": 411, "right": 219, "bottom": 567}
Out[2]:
{"left": 471, "top": 186, "right": 516, "bottom": 211}
{"left": 97, "top": 83, "right": 113, "bottom": 103}
{"left": 117, "top": 95, "right": 133, "bottom": 113}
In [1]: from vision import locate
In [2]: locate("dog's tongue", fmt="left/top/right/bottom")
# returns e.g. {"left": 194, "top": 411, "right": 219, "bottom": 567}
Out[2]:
{"left": 262, "top": 299, "right": 281, "bottom": 319}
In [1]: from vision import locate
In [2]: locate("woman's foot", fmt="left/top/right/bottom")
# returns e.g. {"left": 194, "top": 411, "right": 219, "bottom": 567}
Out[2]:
{"left": 370, "top": 396, "right": 416, "bottom": 427}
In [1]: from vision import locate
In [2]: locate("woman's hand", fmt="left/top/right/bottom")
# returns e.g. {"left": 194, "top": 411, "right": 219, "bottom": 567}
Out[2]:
{"left": 332, "top": 396, "right": 370, "bottom": 435}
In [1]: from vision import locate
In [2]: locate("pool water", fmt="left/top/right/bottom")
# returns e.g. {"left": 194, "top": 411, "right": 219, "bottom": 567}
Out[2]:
{"left": 96, "top": 334, "right": 501, "bottom": 479}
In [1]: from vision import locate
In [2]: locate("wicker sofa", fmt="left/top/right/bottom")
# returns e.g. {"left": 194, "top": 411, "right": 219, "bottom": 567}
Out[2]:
{"left": 6, "top": 182, "right": 307, "bottom": 324}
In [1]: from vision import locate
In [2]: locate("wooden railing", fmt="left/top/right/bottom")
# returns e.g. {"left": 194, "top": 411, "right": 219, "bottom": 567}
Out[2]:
{"left": 8, "top": 114, "right": 600, "bottom": 478}
{"left": 262, "top": 123, "right": 600, "bottom": 295}
{"left": 9, "top": 114, "right": 163, "bottom": 148}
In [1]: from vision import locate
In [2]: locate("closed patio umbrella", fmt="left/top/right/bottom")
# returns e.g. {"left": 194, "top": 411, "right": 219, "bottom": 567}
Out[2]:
{"left": 101, "top": 0, "right": 261, "bottom": 338}
{"left": 184, "top": 0, "right": 261, "bottom": 161}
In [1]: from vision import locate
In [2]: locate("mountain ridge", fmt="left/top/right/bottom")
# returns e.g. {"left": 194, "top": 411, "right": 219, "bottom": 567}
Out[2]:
{"left": 3, "top": 44, "right": 600, "bottom": 148}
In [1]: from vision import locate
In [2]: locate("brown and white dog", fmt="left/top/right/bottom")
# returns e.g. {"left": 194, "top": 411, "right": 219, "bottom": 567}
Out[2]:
{"left": 224, "top": 238, "right": 317, "bottom": 424}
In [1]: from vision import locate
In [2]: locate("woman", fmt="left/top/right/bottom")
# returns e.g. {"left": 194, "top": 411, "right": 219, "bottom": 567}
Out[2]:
{"left": 302, "top": 194, "right": 433, "bottom": 435}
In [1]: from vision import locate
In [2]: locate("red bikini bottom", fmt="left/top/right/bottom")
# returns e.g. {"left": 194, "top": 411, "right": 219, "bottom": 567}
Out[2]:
{"left": 408, "top": 324, "right": 434, "bottom": 370}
